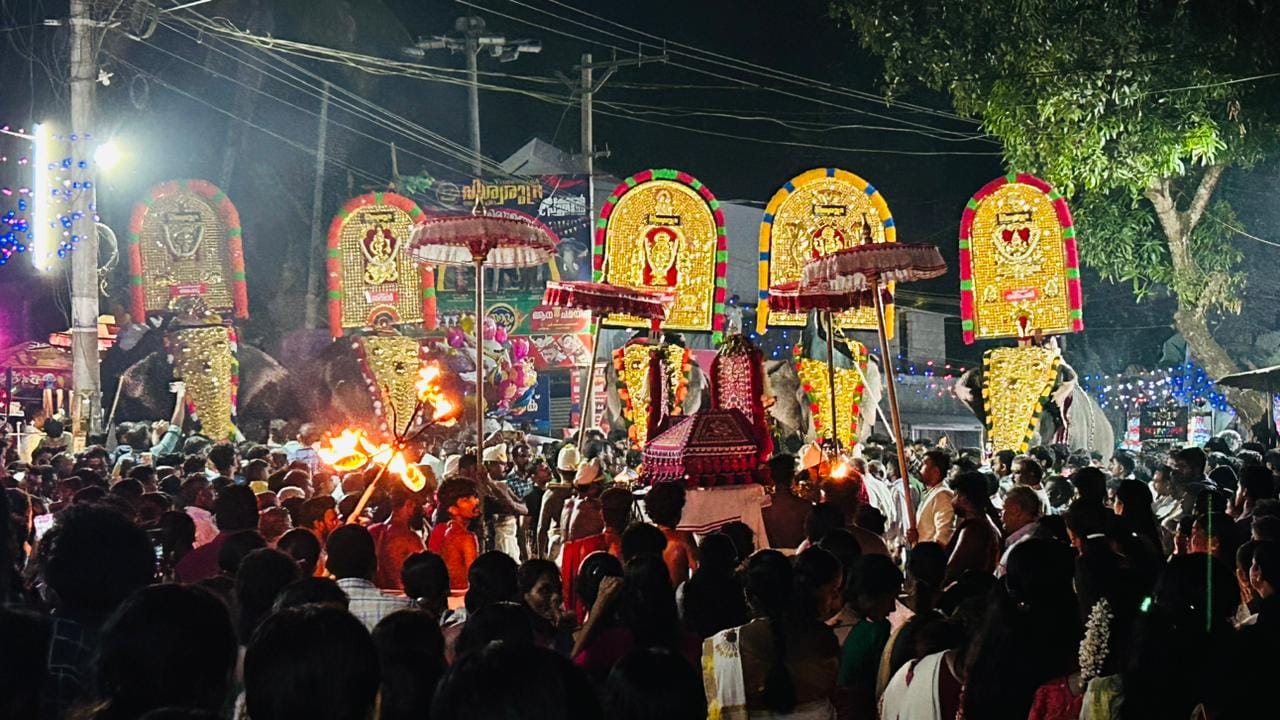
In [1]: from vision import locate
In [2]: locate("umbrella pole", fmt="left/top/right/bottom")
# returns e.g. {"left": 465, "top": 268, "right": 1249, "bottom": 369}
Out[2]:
{"left": 873, "top": 285, "right": 916, "bottom": 535}
{"left": 577, "top": 317, "right": 604, "bottom": 453}
{"left": 825, "top": 310, "right": 839, "bottom": 452}
{"left": 474, "top": 256, "right": 486, "bottom": 466}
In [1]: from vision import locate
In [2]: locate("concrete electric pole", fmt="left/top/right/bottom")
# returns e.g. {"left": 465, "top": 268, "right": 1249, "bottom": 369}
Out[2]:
{"left": 405, "top": 16, "right": 542, "bottom": 176}
{"left": 68, "top": 0, "right": 102, "bottom": 435}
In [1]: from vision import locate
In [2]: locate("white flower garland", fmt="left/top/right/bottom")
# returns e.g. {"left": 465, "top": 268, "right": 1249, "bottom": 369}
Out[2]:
{"left": 1079, "top": 598, "right": 1113, "bottom": 682}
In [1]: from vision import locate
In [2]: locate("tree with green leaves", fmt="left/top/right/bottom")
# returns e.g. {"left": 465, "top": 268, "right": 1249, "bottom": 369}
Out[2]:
{"left": 834, "top": 0, "right": 1280, "bottom": 425}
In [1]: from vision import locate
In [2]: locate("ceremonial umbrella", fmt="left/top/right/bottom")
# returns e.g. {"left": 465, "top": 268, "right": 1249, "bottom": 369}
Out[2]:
{"left": 542, "top": 280, "right": 674, "bottom": 452}
{"left": 799, "top": 243, "right": 947, "bottom": 533}
{"left": 1217, "top": 364, "right": 1280, "bottom": 430}
{"left": 409, "top": 212, "right": 558, "bottom": 461}
{"left": 768, "top": 281, "right": 888, "bottom": 452}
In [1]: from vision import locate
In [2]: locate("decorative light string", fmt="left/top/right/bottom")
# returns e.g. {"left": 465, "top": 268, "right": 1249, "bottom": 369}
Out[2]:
{"left": 1080, "top": 361, "right": 1233, "bottom": 413}
{"left": 0, "top": 126, "right": 100, "bottom": 268}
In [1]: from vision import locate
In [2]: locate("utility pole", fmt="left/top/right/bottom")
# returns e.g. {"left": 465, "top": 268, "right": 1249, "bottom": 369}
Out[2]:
{"left": 568, "top": 51, "right": 666, "bottom": 441}
{"left": 69, "top": 0, "right": 102, "bottom": 435}
{"left": 406, "top": 16, "right": 542, "bottom": 177}
{"left": 304, "top": 82, "right": 330, "bottom": 329}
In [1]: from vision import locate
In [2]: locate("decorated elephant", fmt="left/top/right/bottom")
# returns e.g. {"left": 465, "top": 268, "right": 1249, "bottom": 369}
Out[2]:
{"left": 602, "top": 333, "right": 710, "bottom": 446}
{"left": 953, "top": 342, "right": 1114, "bottom": 459}
{"left": 103, "top": 321, "right": 296, "bottom": 439}
{"left": 763, "top": 320, "right": 884, "bottom": 450}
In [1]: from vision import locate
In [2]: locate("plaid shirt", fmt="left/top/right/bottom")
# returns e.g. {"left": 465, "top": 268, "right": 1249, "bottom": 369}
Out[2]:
{"left": 506, "top": 472, "right": 534, "bottom": 502}
{"left": 336, "top": 578, "right": 411, "bottom": 631}
{"left": 41, "top": 617, "right": 95, "bottom": 720}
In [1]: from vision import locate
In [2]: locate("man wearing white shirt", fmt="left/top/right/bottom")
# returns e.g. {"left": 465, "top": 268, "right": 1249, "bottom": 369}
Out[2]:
{"left": 909, "top": 450, "right": 955, "bottom": 547}
{"left": 997, "top": 486, "right": 1042, "bottom": 577}
{"left": 1013, "top": 455, "right": 1051, "bottom": 515}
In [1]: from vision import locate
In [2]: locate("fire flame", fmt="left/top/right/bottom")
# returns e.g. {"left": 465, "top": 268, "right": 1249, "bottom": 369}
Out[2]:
{"left": 830, "top": 458, "right": 851, "bottom": 480}
{"left": 416, "top": 363, "right": 460, "bottom": 425}
{"left": 315, "top": 362, "right": 454, "bottom": 493}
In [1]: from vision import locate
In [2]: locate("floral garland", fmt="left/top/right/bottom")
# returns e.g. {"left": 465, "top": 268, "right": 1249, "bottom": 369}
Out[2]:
{"left": 613, "top": 342, "right": 692, "bottom": 447}
{"left": 792, "top": 343, "right": 868, "bottom": 447}
{"left": 1078, "top": 598, "right": 1113, "bottom": 682}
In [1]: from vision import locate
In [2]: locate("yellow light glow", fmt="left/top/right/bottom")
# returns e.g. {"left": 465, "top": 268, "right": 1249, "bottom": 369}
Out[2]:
{"left": 93, "top": 139, "right": 123, "bottom": 172}
{"left": 318, "top": 428, "right": 371, "bottom": 471}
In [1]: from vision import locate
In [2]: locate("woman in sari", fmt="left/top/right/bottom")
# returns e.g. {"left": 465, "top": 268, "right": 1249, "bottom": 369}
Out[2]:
{"left": 703, "top": 549, "right": 839, "bottom": 719}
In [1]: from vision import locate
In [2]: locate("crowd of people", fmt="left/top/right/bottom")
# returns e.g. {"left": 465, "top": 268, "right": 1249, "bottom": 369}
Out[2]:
{"left": 2, "top": 412, "right": 1279, "bottom": 720}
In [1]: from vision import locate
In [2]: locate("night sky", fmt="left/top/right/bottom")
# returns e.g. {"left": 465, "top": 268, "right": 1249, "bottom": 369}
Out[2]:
{"left": 2, "top": 0, "right": 1274, "bottom": 375}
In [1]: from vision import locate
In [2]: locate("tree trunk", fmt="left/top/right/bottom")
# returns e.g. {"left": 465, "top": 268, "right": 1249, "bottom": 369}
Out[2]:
{"left": 1145, "top": 168, "right": 1268, "bottom": 430}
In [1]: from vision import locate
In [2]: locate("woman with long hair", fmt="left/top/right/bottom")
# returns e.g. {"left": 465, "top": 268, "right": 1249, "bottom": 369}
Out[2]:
{"left": 703, "top": 550, "right": 839, "bottom": 719}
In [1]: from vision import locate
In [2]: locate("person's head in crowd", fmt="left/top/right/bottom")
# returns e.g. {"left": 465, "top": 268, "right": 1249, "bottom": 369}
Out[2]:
{"left": 177, "top": 475, "right": 213, "bottom": 512}
{"left": 803, "top": 501, "right": 845, "bottom": 545}
{"left": 1190, "top": 512, "right": 1237, "bottom": 562}
{"left": 768, "top": 453, "right": 797, "bottom": 491}
{"left": 127, "top": 464, "right": 157, "bottom": 490}
{"left": 920, "top": 450, "right": 951, "bottom": 488}
{"left": 276, "top": 526, "right": 322, "bottom": 577}
{"left": 282, "top": 469, "right": 312, "bottom": 495}
{"left": 794, "top": 546, "right": 843, "bottom": 621}
{"left": 83, "top": 584, "right": 236, "bottom": 720}
{"left": 454, "top": 602, "right": 536, "bottom": 659}
{"left": 431, "top": 640, "right": 602, "bottom": 720}
{"left": 244, "top": 605, "right": 379, "bottom": 720}
{"left": 206, "top": 443, "right": 238, "bottom": 480}
{"left": 1170, "top": 446, "right": 1208, "bottom": 485}
{"left": 243, "top": 459, "right": 270, "bottom": 489}
{"left": 235, "top": 548, "right": 300, "bottom": 642}
{"left": 273, "top": 576, "right": 349, "bottom": 612}
{"left": 325, "top": 525, "right": 377, "bottom": 582}
{"left": 718, "top": 521, "right": 755, "bottom": 562}
{"left": 298, "top": 496, "right": 341, "bottom": 542}
{"left": 1002, "top": 485, "right": 1042, "bottom": 537}
{"left": 620, "top": 522, "right": 667, "bottom": 562}
{"left": 277, "top": 485, "right": 307, "bottom": 503}
{"left": 1027, "top": 445, "right": 1056, "bottom": 474}
{"left": 617, "top": 554, "right": 682, "bottom": 652}
{"left": 43, "top": 504, "right": 153, "bottom": 626}
{"left": 256, "top": 490, "right": 279, "bottom": 511}
{"left": 436, "top": 477, "right": 481, "bottom": 526}
{"left": 993, "top": 449, "right": 1016, "bottom": 478}
{"left": 600, "top": 486, "right": 633, "bottom": 535}
{"left": 740, "top": 549, "right": 799, "bottom": 713}
{"left": 1156, "top": 553, "right": 1240, "bottom": 629}
{"left": 1064, "top": 499, "right": 1111, "bottom": 551}
{"left": 180, "top": 455, "right": 207, "bottom": 480}
{"left": 371, "top": 610, "right": 446, "bottom": 720}
{"left": 51, "top": 451, "right": 76, "bottom": 479}
{"left": 1251, "top": 541, "right": 1280, "bottom": 600}
{"left": 816, "top": 528, "right": 862, "bottom": 583}
{"left": 1239, "top": 464, "right": 1276, "bottom": 511}
{"left": 517, "top": 559, "right": 564, "bottom": 623}
{"left": 845, "top": 553, "right": 904, "bottom": 622}
{"left": 401, "top": 551, "right": 450, "bottom": 619}
{"left": 213, "top": 484, "right": 259, "bottom": 534}
{"left": 903, "top": 541, "right": 947, "bottom": 612}
{"left": 73, "top": 485, "right": 108, "bottom": 505}
{"left": 217, "top": 530, "right": 267, "bottom": 577}
{"left": 604, "top": 647, "right": 706, "bottom": 720}
{"left": 577, "top": 551, "right": 624, "bottom": 612}
{"left": 1108, "top": 450, "right": 1135, "bottom": 479}
{"left": 137, "top": 492, "right": 172, "bottom": 527}
{"left": 465, "top": 550, "right": 519, "bottom": 613}
{"left": 951, "top": 470, "right": 996, "bottom": 522}
{"left": 1070, "top": 466, "right": 1108, "bottom": 506}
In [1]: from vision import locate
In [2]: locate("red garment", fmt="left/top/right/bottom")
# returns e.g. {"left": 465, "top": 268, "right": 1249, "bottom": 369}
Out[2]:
{"left": 1027, "top": 676, "right": 1083, "bottom": 720}
{"left": 560, "top": 534, "right": 608, "bottom": 623}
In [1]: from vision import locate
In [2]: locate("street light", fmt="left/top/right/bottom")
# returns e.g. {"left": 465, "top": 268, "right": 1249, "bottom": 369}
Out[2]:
{"left": 93, "top": 138, "right": 123, "bottom": 172}
{"left": 31, "top": 122, "right": 53, "bottom": 271}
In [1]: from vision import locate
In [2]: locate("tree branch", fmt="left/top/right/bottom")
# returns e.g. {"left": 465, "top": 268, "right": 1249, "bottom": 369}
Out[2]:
{"left": 1185, "top": 164, "right": 1226, "bottom": 230}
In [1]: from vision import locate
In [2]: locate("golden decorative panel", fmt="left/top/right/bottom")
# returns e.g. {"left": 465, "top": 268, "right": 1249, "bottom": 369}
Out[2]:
{"left": 981, "top": 345, "right": 1061, "bottom": 453}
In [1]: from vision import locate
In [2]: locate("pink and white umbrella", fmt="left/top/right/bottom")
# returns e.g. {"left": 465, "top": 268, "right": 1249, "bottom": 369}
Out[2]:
{"left": 410, "top": 211, "right": 558, "bottom": 458}
{"left": 795, "top": 242, "right": 947, "bottom": 534}
{"left": 542, "top": 280, "right": 673, "bottom": 450}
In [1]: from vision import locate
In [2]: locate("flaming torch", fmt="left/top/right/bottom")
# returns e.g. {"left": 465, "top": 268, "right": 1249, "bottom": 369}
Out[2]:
{"left": 322, "top": 362, "right": 461, "bottom": 524}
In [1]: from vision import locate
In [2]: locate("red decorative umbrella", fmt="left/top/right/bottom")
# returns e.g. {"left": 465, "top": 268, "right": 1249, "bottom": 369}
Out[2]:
{"left": 409, "top": 211, "right": 558, "bottom": 459}
{"left": 641, "top": 408, "right": 764, "bottom": 488}
{"left": 542, "top": 280, "right": 674, "bottom": 451}
{"left": 799, "top": 242, "right": 947, "bottom": 534}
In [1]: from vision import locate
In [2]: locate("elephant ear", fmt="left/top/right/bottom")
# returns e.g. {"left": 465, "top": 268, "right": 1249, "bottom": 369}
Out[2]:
{"left": 857, "top": 357, "right": 884, "bottom": 445}
{"left": 1050, "top": 361, "right": 1078, "bottom": 414}
{"left": 954, "top": 367, "right": 986, "bottom": 425}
